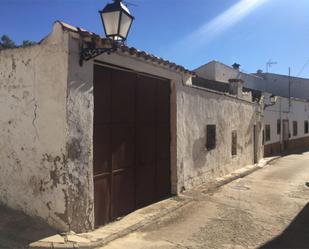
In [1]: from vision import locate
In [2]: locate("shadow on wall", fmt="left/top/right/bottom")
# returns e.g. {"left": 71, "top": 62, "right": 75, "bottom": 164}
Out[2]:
{"left": 0, "top": 204, "right": 58, "bottom": 248}
{"left": 259, "top": 202, "right": 309, "bottom": 249}
{"left": 192, "top": 134, "right": 207, "bottom": 168}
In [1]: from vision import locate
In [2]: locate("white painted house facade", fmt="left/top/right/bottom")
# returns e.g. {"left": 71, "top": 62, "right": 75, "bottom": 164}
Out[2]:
{"left": 195, "top": 60, "right": 309, "bottom": 156}
{"left": 263, "top": 94, "right": 309, "bottom": 156}
{"left": 0, "top": 22, "right": 263, "bottom": 233}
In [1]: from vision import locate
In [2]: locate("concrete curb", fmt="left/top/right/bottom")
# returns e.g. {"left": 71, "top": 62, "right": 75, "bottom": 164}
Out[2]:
{"left": 201, "top": 156, "right": 280, "bottom": 194}
{"left": 28, "top": 197, "right": 191, "bottom": 249}
{"left": 28, "top": 156, "right": 280, "bottom": 249}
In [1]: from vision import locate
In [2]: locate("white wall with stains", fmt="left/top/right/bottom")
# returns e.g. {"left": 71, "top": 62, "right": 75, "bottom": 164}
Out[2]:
{"left": 176, "top": 84, "right": 263, "bottom": 190}
{"left": 0, "top": 21, "right": 264, "bottom": 233}
{"left": 0, "top": 23, "right": 70, "bottom": 231}
{"left": 264, "top": 95, "right": 309, "bottom": 145}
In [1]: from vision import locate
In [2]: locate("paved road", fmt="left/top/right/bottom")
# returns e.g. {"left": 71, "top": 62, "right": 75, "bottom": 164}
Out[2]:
{"left": 100, "top": 151, "right": 309, "bottom": 249}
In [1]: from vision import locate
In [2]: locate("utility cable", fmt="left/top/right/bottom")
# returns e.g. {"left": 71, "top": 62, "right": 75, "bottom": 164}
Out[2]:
{"left": 297, "top": 58, "right": 309, "bottom": 77}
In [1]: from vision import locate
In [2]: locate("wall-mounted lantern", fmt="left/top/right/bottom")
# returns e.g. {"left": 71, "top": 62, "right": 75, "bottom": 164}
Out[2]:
{"left": 100, "top": 0, "right": 134, "bottom": 42}
{"left": 80, "top": 0, "right": 134, "bottom": 66}
{"left": 264, "top": 94, "right": 278, "bottom": 110}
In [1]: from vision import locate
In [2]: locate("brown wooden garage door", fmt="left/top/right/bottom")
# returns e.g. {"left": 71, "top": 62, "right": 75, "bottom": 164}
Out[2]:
{"left": 93, "top": 64, "right": 171, "bottom": 226}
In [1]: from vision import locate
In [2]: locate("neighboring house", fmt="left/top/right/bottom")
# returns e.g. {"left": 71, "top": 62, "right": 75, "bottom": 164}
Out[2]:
{"left": 195, "top": 60, "right": 266, "bottom": 91}
{"left": 194, "top": 61, "right": 309, "bottom": 156}
{"left": 254, "top": 72, "right": 309, "bottom": 100}
{"left": 263, "top": 94, "right": 309, "bottom": 156}
{"left": 0, "top": 21, "right": 263, "bottom": 233}
{"left": 195, "top": 60, "right": 309, "bottom": 100}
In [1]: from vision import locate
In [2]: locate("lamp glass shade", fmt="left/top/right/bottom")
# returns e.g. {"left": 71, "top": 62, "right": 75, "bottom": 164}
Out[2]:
{"left": 100, "top": 1, "right": 134, "bottom": 42}
{"left": 102, "top": 11, "right": 120, "bottom": 37}
{"left": 119, "top": 11, "right": 133, "bottom": 39}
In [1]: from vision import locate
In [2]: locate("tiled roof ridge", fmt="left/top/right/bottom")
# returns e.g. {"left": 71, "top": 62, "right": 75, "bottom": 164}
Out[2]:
{"left": 55, "top": 20, "right": 195, "bottom": 76}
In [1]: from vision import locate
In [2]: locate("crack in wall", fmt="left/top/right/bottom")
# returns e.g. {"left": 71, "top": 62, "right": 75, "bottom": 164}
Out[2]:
{"left": 32, "top": 101, "right": 39, "bottom": 139}
{"left": 32, "top": 57, "right": 39, "bottom": 140}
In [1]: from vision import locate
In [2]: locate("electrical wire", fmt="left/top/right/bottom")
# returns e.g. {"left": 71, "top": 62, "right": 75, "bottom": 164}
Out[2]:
{"left": 297, "top": 59, "right": 309, "bottom": 77}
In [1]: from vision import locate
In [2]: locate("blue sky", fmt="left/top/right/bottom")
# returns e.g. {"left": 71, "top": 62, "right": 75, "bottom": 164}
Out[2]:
{"left": 1, "top": 0, "right": 309, "bottom": 77}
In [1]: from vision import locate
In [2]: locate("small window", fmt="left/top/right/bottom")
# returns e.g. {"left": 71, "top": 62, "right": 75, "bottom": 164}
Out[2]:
{"left": 206, "top": 125, "right": 216, "bottom": 150}
{"left": 305, "top": 120, "right": 309, "bottom": 134}
{"left": 293, "top": 121, "right": 298, "bottom": 136}
{"left": 265, "top": 125, "right": 271, "bottom": 142}
{"left": 277, "top": 119, "right": 281, "bottom": 135}
{"left": 231, "top": 130, "right": 237, "bottom": 156}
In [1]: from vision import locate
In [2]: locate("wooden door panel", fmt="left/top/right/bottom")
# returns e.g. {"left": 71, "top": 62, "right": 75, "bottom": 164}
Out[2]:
{"left": 156, "top": 160, "right": 171, "bottom": 198}
{"left": 94, "top": 65, "right": 171, "bottom": 226}
{"left": 157, "top": 125, "right": 170, "bottom": 160}
{"left": 136, "top": 125, "right": 156, "bottom": 165}
{"left": 111, "top": 169, "right": 135, "bottom": 219}
{"left": 157, "top": 81, "right": 170, "bottom": 125}
{"left": 112, "top": 125, "right": 135, "bottom": 170}
{"left": 156, "top": 81, "right": 171, "bottom": 200}
{"left": 111, "top": 70, "right": 135, "bottom": 124}
{"left": 135, "top": 125, "right": 156, "bottom": 208}
{"left": 94, "top": 65, "right": 111, "bottom": 124}
{"left": 135, "top": 165, "right": 156, "bottom": 208}
{"left": 94, "top": 176, "right": 110, "bottom": 226}
{"left": 136, "top": 76, "right": 156, "bottom": 124}
{"left": 93, "top": 125, "right": 111, "bottom": 175}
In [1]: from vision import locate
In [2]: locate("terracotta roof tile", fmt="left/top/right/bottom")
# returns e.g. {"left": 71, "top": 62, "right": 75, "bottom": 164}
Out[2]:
{"left": 56, "top": 21, "right": 195, "bottom": 76}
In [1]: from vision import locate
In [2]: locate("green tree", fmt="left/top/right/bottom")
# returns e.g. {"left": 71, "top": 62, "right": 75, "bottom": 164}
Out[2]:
{"left": 0, "top": 35, "right": 17, "bottom": 49}
{"left": 0, "top": 35, "right": 36, "bottom": 50}
{"left": 22, "top": 40, "right": 37, "bottom": 47}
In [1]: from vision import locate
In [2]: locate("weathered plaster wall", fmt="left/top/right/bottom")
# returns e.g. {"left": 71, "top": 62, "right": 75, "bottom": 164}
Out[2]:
{"left": 176, "top": 84, "right": 263, "bottom": 190}
{"left": 0, "top": 23, "right": 70, "bottom": 230}
{"left": 66, "top": 32, "right": 95, "bottom": 232}
{"left": 264, "top": 94, "right": 309, "bottom": 154}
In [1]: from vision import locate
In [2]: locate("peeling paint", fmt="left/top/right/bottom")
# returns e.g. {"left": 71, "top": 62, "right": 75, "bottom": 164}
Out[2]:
{"left": 67, "top": 138, "right": 82, "bottom": 161}
{"left": 0, "top": 23, "right": 70, "bottom": 232}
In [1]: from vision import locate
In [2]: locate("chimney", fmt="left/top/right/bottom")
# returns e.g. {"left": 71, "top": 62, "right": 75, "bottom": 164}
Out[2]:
{"left": 228, "top": 78, "right": 244, "bottom": 97}
{"left": 232, "top": 63, "right": 241, "bottom": 70}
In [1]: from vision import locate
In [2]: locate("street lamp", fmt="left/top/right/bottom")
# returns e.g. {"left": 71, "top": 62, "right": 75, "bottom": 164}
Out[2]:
{"left": 269, "top": 94, "right": 277, "bottom": 104}
{"left": 79, "top": 0, "right": 134, "bottom": 66}
{"left": 99, "top": 0, "right": 134, "bottom": 42}
{"left": 264, "top": 94, "right": 278, "bottom": 110}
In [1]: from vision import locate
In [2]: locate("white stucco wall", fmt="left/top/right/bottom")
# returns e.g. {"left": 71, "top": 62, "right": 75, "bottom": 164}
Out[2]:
{"left": 195, "top": 61, "right": 216, "bottom": 80}
{"left": 195, "top": 61, "right": 309, "bottom": 101}
{"left": 194, "top": 61, "right": 266, "bottom": 91}
{"left": 0, "top": 22, "right": 265, "bottom": 232}
{"left": 264, "top": 95, "right": 309, "bottom": 145}
{"left": 176, "top": 84, "right": 263, "bottom": 190}
{"left": 0, "top": 24, "right": 70, "bottom": 230}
